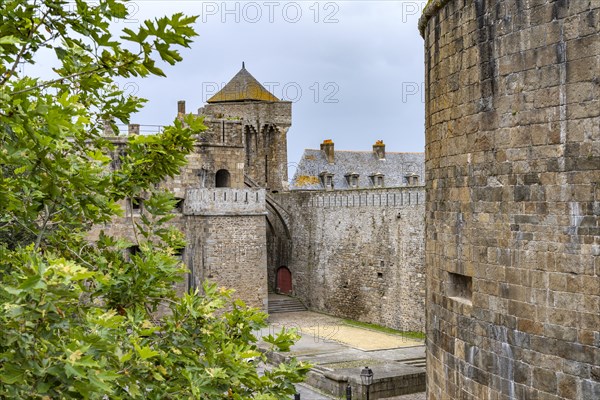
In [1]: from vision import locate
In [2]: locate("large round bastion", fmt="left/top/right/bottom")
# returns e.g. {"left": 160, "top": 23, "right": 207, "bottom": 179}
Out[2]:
{"left": 419, "top": 0, "right": 599, "bottom": 399}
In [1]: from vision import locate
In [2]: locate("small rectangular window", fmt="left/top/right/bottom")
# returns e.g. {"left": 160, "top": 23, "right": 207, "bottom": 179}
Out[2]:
{"left": 130, "top": 197, "right": 143, "bottom": 213}
{"left": 447, "top": 272, "right": 472, "bottom": 304}
{"left": 174, "top": 198, "right": 184, "bottom": 213}
{"left": 320, "top": 173, "right": 334, "bottom": 190}
{"left": 346, "top": 174, "right": 359, "bottom": 188}
{"left": 370, "top": 175, "right": 384, "bottom": 187}
{"left": 174, "top": 247, "right": 184, "bottom": 260}
{"left": 128, "top": 245, "right": 141, "bottom": 257}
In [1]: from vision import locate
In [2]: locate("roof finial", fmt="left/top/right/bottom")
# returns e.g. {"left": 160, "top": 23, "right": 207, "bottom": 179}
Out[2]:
{"left": 242, "top": 61, "right": 245, "bottom": 69}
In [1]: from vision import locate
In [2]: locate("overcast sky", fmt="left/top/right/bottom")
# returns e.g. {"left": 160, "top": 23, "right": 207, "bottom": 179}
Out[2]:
{"left": 28, "top": 1, "right": 427, "bottom": 172}
{"left": 117, "top": 0, "right": 428, "bottom": 169}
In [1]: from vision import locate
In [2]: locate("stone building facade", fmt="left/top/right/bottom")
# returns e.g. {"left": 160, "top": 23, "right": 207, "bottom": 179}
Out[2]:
{"left": 98, "top": 64, "right": 427, "bottom": 332}
{"left": 420, "top": 0, "right": 599, "bottom": 399}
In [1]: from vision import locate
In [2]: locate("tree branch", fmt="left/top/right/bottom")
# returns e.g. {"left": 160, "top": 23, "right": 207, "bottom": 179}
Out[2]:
{"left": 0, "top": 0, "right": 49, "bottom": 87}
{"left": 34, "top": 202, "right": 56, "bottom": 250}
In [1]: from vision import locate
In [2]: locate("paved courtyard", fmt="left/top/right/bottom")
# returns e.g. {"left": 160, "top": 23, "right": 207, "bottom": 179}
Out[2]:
{"left": 258, "top": 310, "right": 427, "bottom": 399}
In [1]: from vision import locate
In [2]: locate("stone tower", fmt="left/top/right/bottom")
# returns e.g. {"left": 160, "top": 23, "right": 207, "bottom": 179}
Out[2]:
{"left": 198, "top": 63, "right": 292, "bottom": 192}
{"left": 96, "top": 64, "right": 293, "bottom": 311}
{"left": 420, "top": 1, "right": 599, "bottom": 399}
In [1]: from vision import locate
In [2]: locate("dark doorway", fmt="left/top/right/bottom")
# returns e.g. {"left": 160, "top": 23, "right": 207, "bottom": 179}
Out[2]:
{"left": 276, "top": 266, "right": 292, "bottom": 294}
{"left": 215, "top": 169, "right": 230, "bottom": 187}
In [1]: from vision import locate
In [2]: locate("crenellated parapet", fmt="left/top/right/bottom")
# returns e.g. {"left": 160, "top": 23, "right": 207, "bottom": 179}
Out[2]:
{"left": 184, "top": 188, "right": 266, "bottom": 216}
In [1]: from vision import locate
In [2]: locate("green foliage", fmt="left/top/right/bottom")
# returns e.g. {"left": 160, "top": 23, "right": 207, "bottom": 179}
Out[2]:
{"left": 0, "top": 0, "right": 308, "bottom": 398}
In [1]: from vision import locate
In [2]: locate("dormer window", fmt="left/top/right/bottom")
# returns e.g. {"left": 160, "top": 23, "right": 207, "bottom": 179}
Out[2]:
{"left": 319, "top": 172, "right": 334, "bottom": 190}
{"left": 405, "top": 174, "right": 419, "bottom": 186}
{"left": 370, "top": 173, "right": 384, "bottom": 188}
{"left": 345, "top": 173, "right": 359, "bottom": 188}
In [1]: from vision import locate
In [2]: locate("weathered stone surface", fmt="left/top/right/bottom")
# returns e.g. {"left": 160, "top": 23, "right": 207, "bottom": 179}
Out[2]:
{"left": 272, "top": 188, "right": 426, "bottom": 332}
{"left": 421, "top": 0, "right": 600, "bottom": 399}
{"left": 92, "top": 69, "right": 293, "bottom": 311}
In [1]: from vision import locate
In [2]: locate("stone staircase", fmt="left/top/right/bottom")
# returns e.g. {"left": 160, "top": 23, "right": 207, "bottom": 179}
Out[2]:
{"left": 268, "top": 296, "right": 307, "bottom": 313}
{"left": 401, "top": 357, "right": 427, "bottom": 368}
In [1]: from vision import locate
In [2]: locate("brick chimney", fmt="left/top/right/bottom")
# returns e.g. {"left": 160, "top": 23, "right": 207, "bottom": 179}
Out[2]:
{"left": 373, "top": 140, "right": 385, "bottom": 160}
{"left": 177, "top": 100, "right": 186, "bottom": 115}
{"left": 321, "top": 139, "right": 335, "bottom": 164}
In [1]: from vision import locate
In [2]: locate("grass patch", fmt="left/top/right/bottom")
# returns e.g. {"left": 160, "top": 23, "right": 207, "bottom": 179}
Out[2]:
{"left": 342, "top": 319, "right": 426, "bottom": 341}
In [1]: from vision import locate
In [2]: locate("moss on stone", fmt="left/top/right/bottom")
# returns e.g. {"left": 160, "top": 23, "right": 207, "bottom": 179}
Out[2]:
{"left": 295, "top": 175, "right": 320, "bottom": 186}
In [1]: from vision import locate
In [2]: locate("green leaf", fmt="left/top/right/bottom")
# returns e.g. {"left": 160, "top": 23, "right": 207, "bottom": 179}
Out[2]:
{"left": 18, "top": 275, "right": 46, "bottom": 291}
{"left": 135, "top": 344, "right": 160, "bottom": 360}
{"left": 64, "top": 364, "right": 85, "bottom": 378}
{"left": 0, "top": 35, "right": 21, "bottom": 45}
{"left": 0, "top": 364, "right": 25, "bottom": 384}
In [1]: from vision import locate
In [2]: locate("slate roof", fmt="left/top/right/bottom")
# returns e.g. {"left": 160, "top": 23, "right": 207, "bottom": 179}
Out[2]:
{"left": 291, "top": 148, "right": 425, "bottom": 190}
{"left": 207, "top": 63, "right": 279, "bottom": 103}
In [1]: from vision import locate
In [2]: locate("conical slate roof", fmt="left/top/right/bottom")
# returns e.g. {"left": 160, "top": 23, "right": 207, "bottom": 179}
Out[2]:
{"left": 207, "top": 63, "right": 279, "bottom": 103}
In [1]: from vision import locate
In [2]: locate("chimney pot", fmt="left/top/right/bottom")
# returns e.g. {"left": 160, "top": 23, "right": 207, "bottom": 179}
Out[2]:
{"left": 321, "top": 139, "right": 335, "bottom": 164}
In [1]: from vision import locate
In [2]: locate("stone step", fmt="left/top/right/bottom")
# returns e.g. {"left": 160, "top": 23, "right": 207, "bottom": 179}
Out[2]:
{"left": 269, "top": 302, "right": 306, "bottom": 307}
{"left": 269, "top": 306, "right": 307, "bottom": 311}
{"left": 402, "top": 357, "right": 427, "bottom": 368}
{"left": 269, "top": 308, "right": 307, "bottom": 313}
{"left": 269, "top": 300, "right": 305, "bottom": 305}
{"left": 268, "top": 297, "right": 307, "bottom": 313}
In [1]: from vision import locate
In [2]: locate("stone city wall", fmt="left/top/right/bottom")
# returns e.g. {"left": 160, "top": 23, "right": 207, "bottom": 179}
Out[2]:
{"left": 184, "top": 214, "right": 268, "bottom": 310}
{"left": 420, "top": 0, "right": 599, "bottom": 399}
{"left": 274, "top": 187, "right": 426, "bottom": 332}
